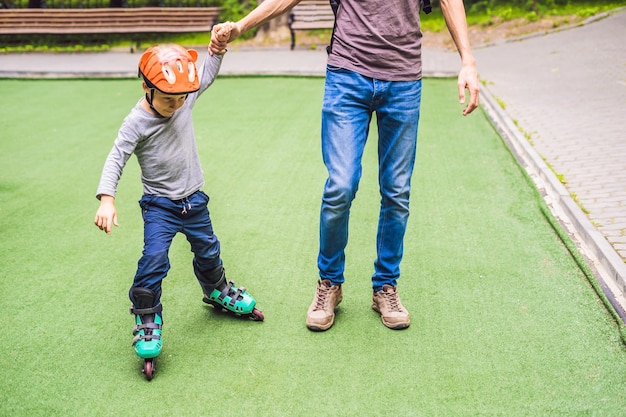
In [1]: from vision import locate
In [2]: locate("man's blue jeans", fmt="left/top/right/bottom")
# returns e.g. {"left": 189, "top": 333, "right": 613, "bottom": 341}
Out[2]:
{"left": 131, "top": 190, "right": 222, "bottom": 299}
{"left": 318, "top": 66, "right": 422, "bottom": 290}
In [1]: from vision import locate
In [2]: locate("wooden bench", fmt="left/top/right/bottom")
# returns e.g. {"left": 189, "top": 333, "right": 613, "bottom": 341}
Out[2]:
{"left": 0, "top": 7, "right": 222, "bottom": 51}
{"left": 287, "top": 0, "right": 334, "bottom": 50}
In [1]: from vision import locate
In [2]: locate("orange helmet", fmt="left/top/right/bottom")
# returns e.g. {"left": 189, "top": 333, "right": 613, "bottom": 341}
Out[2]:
{"left": 138, "top": 44, "right": 200, "bottom": 95}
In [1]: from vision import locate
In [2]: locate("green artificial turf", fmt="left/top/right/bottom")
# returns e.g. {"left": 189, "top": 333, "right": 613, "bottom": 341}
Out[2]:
{"left": 1, "top": 77, "right": 625, "bottom": 416}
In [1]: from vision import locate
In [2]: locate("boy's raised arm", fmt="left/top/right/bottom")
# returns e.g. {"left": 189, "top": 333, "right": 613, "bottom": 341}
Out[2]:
{"left": 210, "top": 0, "right": 302, "bottom": 55}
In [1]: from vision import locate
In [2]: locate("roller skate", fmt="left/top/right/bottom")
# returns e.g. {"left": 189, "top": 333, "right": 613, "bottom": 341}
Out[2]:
{"left": 129, "top": 287, "right": 163, "bottom": 381}
{"left": 195, "top": 264, "right": 264, "bottom": 321}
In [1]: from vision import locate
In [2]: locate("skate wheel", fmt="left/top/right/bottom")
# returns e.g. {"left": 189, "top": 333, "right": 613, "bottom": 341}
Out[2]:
{"left": 251, "top": 308, "right": 264, "bottom": 321}
{"left": 143, "top": 358, "right": 155, "bottom": 381}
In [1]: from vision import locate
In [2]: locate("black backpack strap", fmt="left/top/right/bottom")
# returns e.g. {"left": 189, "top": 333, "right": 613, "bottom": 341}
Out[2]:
{"left": 422, "top": 0, "right": 432, "bottom": 14}
{"left": 329, "top": 0, "right": 340, "bottom": 15}
{"left": 326, "top": 0, "right": 340, "bottom": 54}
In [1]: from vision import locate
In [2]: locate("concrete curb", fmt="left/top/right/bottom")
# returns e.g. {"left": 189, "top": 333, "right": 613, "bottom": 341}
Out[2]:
{"left": 479, "top": 84, "right": 626, "bottom": 321}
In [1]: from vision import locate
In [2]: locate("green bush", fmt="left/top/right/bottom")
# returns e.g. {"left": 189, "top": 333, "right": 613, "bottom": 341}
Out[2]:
{"left": 2, "top": 0, "right": 624, "bottom": 52}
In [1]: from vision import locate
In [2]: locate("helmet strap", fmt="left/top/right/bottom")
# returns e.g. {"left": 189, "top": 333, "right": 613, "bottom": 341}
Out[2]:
{"left": 145, "top": 89, "right": 166, "bottom": 118}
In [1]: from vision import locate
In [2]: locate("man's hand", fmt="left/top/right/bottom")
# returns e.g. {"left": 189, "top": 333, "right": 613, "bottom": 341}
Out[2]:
{"left": 94, "top": 195, "right": 118, "bottom": 234}
{"left": 440, "top": 0, "right": 480, "bottom": 115}
{"left": 458, "top": 61, "right": 480, "bottom": 116}
{"left": 209, "top": 21, "right": 239, "bottom": 55}
{"left": 208, "top": 0, "right": 303, "bottom": 55}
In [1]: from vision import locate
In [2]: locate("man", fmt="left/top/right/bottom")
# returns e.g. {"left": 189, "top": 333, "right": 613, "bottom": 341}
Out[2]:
{"left": 211, "top": 0, "right": 479, "bottom": 331}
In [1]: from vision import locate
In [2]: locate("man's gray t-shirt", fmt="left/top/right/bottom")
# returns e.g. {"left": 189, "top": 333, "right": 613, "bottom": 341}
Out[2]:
{"left": 327, "top": 0, "right": 423, "bottom": 81}
{"left": 96, "top": 53, "right": 223, "bottom": 201}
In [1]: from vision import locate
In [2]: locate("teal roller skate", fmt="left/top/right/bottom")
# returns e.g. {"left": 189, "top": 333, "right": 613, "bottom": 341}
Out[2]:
{"left": 129, "top": 287, "right": 163, "bottom": 381}
{"left": 195, "top": 264, "right": 264, "bottom": 321}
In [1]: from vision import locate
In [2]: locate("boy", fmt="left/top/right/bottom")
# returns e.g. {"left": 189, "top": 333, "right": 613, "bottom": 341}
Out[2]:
{"left": 94, "top": 39, "right": 262, "bottom": 379}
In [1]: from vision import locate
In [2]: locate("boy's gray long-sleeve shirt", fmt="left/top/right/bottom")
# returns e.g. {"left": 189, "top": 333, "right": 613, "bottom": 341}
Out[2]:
{"left": 96, "top": 53, "right": 223, "bottom": 201}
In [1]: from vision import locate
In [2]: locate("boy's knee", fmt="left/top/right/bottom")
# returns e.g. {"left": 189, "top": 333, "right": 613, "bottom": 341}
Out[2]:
{"left": 139, "top": 250, "right": 170, "bottom": 272}
{"left": 194, "top": 261, "right": 225, "bottom": 293}
{"left": 129, "top": 286, "right": 162, "bottom": 309}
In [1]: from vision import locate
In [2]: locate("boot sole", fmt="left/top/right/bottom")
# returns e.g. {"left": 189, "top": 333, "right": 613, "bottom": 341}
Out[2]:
{"left": 306, "top": 294, "right": 342, "bottom": 332}
{"left": 306, "top": 322, "right": 334, "bottom": 332}
{"left": 372, "top": 304, "right": 410, "bottom": 330}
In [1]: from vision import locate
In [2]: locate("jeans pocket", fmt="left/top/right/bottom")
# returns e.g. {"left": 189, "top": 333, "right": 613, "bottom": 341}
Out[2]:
{"left": 196, "top": 190, "right": 210, "bottom": 205}
{"left": 138, "top": 195, "right": 157, "bottom": 219}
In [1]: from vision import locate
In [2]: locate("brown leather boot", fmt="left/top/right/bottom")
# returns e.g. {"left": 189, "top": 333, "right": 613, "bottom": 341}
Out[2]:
{"left": 372, "top": 285, "right": 410, "bottom": 330}
{"left": 306, "top": 279, "right": 343, "bottom": 331}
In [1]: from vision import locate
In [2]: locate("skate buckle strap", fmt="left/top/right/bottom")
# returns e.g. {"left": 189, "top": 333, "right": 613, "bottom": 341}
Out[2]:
{"left": 129, "top": 304, "right": 163, "bottom": 315}
{"left": 218, "top": 282, "right": 232, "bottom": 299}
{"left": 132, "top": 322, "right": 162, "bottom": 346}
{"left": 230, "top": 286, "right": 245, "bottom": 307}
{"left": 218, "top": 281, "right": 245, "bottom": 307}
{"left": 217, "top": 282, "right": 233, "bottom": 300}
{"left": 132, "top": 332, "right": 161, "bottom": 346}
{"left": 133, "top": 322, "right": 162, "bottom": 334}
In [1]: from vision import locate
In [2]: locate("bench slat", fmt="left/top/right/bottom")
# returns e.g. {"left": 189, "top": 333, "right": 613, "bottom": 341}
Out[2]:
{"left": 288, "top": 0, "right": 334, "bottom": 50}
{"left": 290, "top": 22, "right": 335, "bottom": 30}
{"left": 2, "top": 26, "right": 215, "bottom": 35}
{"left": 0, "top": 7, "right": 221, "bottom": 35}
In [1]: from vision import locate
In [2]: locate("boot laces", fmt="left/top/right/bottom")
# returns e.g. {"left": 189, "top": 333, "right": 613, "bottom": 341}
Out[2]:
{"left": 382, "top": 287, "right": 402, "bottom": 312}
{"left": 314, "top": 281, "right": 331, "bottom": 310}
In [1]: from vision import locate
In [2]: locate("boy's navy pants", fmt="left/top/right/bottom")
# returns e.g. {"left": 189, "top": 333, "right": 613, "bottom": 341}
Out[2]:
{"left": 130, "top": 190, "right": 222, "bottom": 303}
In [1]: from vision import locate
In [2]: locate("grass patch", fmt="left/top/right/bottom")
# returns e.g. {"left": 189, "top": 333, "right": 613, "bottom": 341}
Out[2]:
{"left": 1, "top": 76, "right": 625, "bottom": 416}
{"left": 420, "top": 1, "right": 625, "bottom": 32}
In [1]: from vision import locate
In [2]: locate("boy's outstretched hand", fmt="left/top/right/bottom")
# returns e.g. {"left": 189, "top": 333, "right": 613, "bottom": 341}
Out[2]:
{"left": 209, "top": 21, "right": 239, "bottom": 55}
{"left": 94, "top": 195, "right": 118, "bottom": 234}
